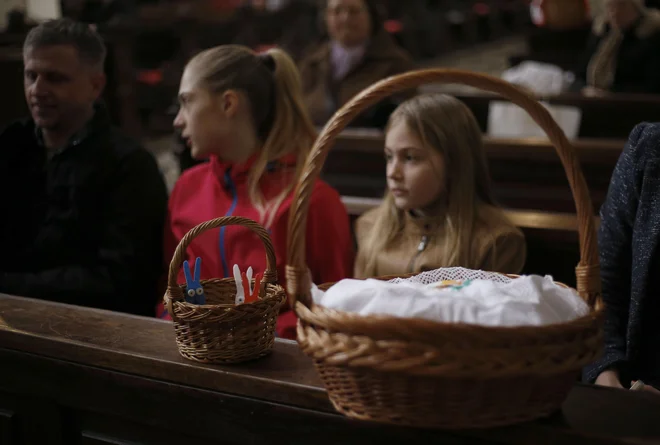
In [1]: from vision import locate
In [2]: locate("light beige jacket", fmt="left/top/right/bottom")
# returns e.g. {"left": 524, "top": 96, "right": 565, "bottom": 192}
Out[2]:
{"left": 354, "top": 207, "right": 527, "bottom": 279}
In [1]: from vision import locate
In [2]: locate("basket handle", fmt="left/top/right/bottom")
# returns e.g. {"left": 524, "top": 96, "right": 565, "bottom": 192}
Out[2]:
{"left": 286, "top": 69, "right": 601, "bottom": 311}
{"left": 167, "top": 216, "right": 278, "bottom": 305}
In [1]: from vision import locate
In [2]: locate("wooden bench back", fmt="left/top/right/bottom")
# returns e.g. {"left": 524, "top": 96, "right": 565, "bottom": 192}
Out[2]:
{"left": 449, "top": 91, "right": 660, "bottom": 139}
{"left": 325, "top": 128, "right": 622, "bottom": 213}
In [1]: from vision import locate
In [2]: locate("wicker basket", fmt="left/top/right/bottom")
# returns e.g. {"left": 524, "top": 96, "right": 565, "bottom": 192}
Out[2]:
{"left": 285, "top": 69, "right": 604, "bottom": 429}
{"left": 164, "top": 216, "right": 286, "bottom": 364}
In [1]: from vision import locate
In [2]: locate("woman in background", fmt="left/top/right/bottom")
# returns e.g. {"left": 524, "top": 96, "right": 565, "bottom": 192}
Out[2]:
{"left": 298, "top": 0, "right": 416, "bottom": 128}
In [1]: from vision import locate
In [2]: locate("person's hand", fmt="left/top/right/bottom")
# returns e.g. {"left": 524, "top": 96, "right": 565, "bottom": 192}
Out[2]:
{"left": 582, "top": 86, "right": 608, "bottom": 97}
{"left": 642, "top": 385, "right": 660, "bottom": 395}
{"left": 595, "top": 369, "right": 624, "bottom": 389}
{"left": 632, "top": 381, "right": 660, "bottom": 396}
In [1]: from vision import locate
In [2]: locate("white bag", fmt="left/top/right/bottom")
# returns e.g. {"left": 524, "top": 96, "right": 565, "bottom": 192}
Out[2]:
{"left": 488, "top": 100, "right": 582, "bottom": 140}
{"left": 487, "top": 61, "right": 581, "bottom": 140}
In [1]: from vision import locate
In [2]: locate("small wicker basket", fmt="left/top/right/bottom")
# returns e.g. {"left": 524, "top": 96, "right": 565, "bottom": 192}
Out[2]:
{"left": 164, "top": 216, "right": 286, "bottom": 364}
{"left": 285, "top": 69, "right": 604, "bottom": 429}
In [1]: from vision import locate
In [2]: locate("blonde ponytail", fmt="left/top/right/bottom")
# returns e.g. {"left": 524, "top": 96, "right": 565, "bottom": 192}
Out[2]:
{"left": 248, "top": 48, "right": 317, "bottom": 227}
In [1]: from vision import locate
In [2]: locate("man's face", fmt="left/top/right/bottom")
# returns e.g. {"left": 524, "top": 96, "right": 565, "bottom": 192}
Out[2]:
{"left": 23, "top": 44, "right": 104, "bottom": 131}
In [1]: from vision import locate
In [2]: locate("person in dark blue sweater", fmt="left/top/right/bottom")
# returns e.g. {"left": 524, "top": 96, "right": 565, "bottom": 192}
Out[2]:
{"left": 584, "top": 122, "right": 660, "bottom": 395}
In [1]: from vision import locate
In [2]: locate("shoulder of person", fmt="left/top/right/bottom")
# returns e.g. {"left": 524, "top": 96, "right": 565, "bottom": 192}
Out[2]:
{"left": 354, "top": 206, "right": 380, "bottom": 238}
{"left": 169, "top": 161, "right": 212, "bottom": 200}
{"left": 475, "top": 210, "right": 526, "bottom": 274}
{"left": 0, "top": 118, "right": 36, "bottom": 143}
{"left": 298, "top": 40, "right": 331, "bottom": 67}
{"left": 620, "top": 122, "right": 660, "bottom": 171}
{"left": 491, "top": 225, "right": 526, "bottom": 250}
{"left": 0, "top": 119, "right": 36, "bottom": 168}
{"left": 309, "top": 179, "right": 341, "bottom": 201}
{"left": 367, "top": 31, "right": 413, "bottom": 65}
{"left": 637, "top": 9, "right": 660, "bottom": 39}
{"left": 477, "top": 207, "right": 525, "bottom": 248}
{"left": 98, "top": 127, "right": 160, "bottom": 169}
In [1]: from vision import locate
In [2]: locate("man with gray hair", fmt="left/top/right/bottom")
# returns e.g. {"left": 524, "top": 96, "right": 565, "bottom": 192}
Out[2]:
{"left": 0, "top": 18, "right": 168, "bottom": 317}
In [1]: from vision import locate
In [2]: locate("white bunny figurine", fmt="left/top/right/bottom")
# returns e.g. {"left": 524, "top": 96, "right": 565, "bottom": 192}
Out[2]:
{"left": 233, "top": 264, "right": 245, "bottom": 305}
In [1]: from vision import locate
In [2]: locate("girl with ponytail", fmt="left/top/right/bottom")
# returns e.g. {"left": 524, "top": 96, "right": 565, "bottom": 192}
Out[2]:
{"left": 161, "top": 45, "right": 354, "bottom": 338}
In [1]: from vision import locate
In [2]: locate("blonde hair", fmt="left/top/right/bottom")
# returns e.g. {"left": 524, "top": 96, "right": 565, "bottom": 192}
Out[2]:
{"left": 359, "top": 94, "right": 513, "bottom": 276}
{"left": 186, "top": 45, "right": 316, "bottom": 226}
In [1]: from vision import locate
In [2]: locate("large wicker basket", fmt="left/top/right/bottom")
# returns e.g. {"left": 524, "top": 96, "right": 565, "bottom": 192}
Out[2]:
{"left": 285, "top": 69, "right": 604, "bottom": 429}
{"left": 164, "top": 216, "right": 287, "bottom": 364}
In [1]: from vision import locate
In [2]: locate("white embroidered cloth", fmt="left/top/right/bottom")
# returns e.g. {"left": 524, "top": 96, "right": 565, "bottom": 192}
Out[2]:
{"left": 311, "top": 268, "right": 589, "bottom": 327}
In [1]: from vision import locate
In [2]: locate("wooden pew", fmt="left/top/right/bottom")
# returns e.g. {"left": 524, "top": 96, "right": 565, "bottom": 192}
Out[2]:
{"left": 446, "top": 91, "right": 660, "bottom": 140}
{"left": 324, "top": 128, "right": 622, "bottom": 213}
{"left": 1, "top": 294, "right": 659, "bottom": 445}
{"left": 341, "top": 195, "right": 596, "bottom": 288}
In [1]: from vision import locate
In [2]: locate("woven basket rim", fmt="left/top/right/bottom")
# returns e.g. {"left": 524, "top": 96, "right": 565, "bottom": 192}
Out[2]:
{"left": 295, "top": 301, "right": 605, "bottom": 339}
{"left": 298, "top": 301, "right": 605, "bottom": 331}
{"left": 166, "top": 278, "right": 285, "bottom": 309}
{"left": 296, "top": 310, "right": 604, "bottom": 377}
{"left": 303, "top": 273, "right": 598, "bottom": 337}
{"left": 164, "top": 282, "right": 287, "bottom": 322}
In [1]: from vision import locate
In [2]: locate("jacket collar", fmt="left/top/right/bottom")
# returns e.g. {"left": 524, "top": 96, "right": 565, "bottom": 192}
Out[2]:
{"left": 210, "top": 152, "right": 298, "bottom": 187}
{"left": 403, "top": 206, "right": 447, "bottom": 237}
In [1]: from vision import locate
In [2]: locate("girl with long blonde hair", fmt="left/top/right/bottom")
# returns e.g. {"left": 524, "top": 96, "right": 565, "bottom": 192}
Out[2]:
{"left": 354, "top": 93, "right": 526, "bottom": 278}
{"left": 160, "top": 46, "right": 354, "bottom": 338}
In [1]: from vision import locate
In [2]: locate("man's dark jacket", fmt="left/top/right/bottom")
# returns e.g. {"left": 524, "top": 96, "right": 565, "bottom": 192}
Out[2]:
{"left": 0, "top": 106, "right": 167, "bottom": 316}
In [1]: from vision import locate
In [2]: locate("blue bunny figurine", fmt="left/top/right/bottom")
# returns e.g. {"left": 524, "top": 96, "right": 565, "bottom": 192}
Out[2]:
{"left": 183, "top": 256, "right": 206, "bottom": 305}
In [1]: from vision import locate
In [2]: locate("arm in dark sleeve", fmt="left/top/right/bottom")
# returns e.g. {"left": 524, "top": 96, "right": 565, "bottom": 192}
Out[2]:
{"left": 0, "top": 148, "right": 168, "bottom": 316}
{"left": 583, "top": 123, "right": 655, "bottom": 382}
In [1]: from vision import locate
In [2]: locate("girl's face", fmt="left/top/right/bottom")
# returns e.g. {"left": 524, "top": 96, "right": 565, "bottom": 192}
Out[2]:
{"left": 385, "top": 121, "right": 446, "bottom": 212}
{"left": 326, "top": 0, "right": 372, "bottom": 48}
{"left": 173, "top": 66, "right": 233, "bottom": 159}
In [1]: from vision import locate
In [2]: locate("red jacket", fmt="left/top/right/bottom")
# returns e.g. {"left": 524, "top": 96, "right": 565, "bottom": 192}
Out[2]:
{"left": 158, "top": 154, "right": 353, "bottom": 338}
